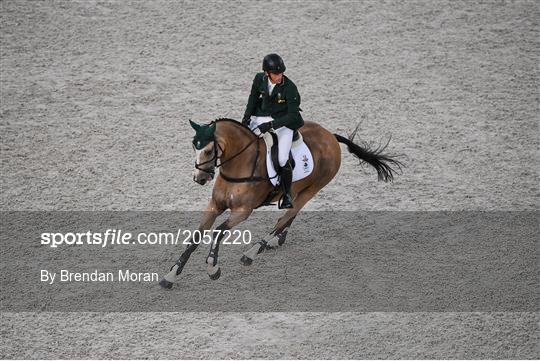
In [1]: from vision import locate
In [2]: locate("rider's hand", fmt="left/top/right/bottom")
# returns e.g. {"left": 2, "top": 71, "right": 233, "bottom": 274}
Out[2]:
{"left": 257, "top": 122, "right": 273, "bottom": 134}
{"left": 241, "top": 115, "right": 251, "bottom": 126}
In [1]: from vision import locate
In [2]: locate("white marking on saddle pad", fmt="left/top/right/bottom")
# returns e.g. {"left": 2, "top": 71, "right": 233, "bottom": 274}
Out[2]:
{"left": 262, "top": 132, "right": 314, "bottom": 187}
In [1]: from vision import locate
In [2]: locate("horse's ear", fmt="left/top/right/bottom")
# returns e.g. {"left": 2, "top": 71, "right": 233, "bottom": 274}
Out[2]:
{"left": 189, "top": 119, "right": 201, "bottom": 131}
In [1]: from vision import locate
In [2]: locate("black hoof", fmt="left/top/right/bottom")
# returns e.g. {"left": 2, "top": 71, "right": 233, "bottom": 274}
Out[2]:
{"left": 257, "top": 240, "right": 267, "bottom": 254}
{"left": 159, "top": 278, "right": 173, "bottom": 289}
{"left": 240, "top": 255, "right": 253, "bottom": 266}
{"left": 208, "top": 267, "right": 221, "bottom": 280}
{"left": 278, "top": 230, "right": 288, "bottom": 246}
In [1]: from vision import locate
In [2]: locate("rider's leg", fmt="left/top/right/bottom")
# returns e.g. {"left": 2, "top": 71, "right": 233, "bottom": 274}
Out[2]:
{"left": 275, "top": 126, "right": 294, "bottom": 209}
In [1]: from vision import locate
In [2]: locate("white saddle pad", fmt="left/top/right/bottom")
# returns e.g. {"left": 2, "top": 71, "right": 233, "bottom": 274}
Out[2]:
{"left": 262, "top": 132, "right": 314, "bottom": 187}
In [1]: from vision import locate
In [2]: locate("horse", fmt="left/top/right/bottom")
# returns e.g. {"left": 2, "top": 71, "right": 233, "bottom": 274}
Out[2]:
{"left": 159, "top": 118, "right": 402, "bottom": 288}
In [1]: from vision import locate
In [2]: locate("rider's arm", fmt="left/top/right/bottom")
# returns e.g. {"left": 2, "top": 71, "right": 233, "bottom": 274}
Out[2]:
{"left": 271, "top": 84, "right": 301, "bottom": 129}
{"left": 243, "top": 73, "right": 262, "bottom": 120}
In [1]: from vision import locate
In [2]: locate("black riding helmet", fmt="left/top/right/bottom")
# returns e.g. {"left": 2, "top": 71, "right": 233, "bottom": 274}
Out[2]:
{"left": 262, "top": 53, "right": 286, "bottom": 73}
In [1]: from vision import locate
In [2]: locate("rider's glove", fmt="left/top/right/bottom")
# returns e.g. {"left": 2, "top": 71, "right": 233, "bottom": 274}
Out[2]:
{"left": 241, "top": 115, "right": 251, "bottom": 126}
{"left": 257, "top": 122, "right": 273, "bottom": 134}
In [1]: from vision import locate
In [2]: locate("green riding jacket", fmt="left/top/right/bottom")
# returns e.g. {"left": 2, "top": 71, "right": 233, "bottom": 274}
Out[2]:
{"left": 243, "top": 72, "right": 304, "bottom": 130}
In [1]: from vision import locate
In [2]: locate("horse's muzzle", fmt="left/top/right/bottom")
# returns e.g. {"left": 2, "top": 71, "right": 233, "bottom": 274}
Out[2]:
{"left": 194, "top": 177, "right": 207, "bottom": 185}
{"left": 193, "top": 171, "right": 213, "bottom": 185}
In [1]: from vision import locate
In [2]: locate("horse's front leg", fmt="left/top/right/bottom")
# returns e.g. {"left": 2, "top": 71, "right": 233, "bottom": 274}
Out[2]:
{"left": 159, "top": 204, "right": 223, "bottom": 289}
{"left": 206, "top": 208, "right": 252, "bottom": 280}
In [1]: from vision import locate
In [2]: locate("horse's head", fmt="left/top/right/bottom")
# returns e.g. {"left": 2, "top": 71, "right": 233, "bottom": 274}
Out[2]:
{"left": 190, "top": 120, "right": 218, "bottom": 185}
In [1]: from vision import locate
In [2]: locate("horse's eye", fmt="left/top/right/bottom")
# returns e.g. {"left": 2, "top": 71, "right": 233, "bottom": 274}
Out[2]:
{"left": 204, "top": 149, "right": 212, "bottom": 155}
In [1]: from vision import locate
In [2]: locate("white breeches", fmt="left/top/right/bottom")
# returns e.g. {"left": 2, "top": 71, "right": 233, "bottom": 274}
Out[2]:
{"left": 249, "top": 116, "right": 293, "bottom": 167}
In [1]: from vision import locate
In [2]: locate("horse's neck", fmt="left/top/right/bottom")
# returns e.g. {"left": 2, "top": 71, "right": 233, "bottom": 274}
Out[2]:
{"left": 216, "top": 122, "right": 256, "bottom": 156}
{"left": 216, "top": 122, "right": 259, "bottom": 171}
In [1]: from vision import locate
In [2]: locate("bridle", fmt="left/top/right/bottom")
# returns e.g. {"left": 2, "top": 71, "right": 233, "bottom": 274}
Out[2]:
{"left": 194, "top": 140, "right": 222, "bottom": 178}
{"left": 194, "top": 136, "right": 277, "bottom": 183}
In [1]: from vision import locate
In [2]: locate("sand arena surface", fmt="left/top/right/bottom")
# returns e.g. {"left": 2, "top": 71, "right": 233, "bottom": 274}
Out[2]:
{"left": 1, "top": 0, "right": 538, "bottom": 359}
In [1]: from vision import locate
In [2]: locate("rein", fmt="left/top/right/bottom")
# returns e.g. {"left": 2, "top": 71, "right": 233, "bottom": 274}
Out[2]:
{"left": 195, "top": 135, "right": 277, "bottom": 183}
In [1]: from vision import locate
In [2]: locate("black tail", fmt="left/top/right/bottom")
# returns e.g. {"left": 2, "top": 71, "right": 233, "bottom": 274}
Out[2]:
{"left": 334, "top": 133, "right": 403, "bottom": 182}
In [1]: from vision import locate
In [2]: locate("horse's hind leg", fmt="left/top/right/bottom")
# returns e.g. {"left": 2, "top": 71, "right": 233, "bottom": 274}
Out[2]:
{"left": 240, "top": 186, "right": 319, "bottom": 266}
{"left": 240, "top": 211, "right": 298, "bottom": 265}
{"left": 159, "top": 202, "right": 223, "bottom": 289}
{"left": 266, "top": 215, "right": 295, "bottom": 248}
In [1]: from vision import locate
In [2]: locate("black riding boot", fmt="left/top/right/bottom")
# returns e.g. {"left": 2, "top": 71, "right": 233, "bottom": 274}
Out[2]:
{"left": 279, "top": 161, "right": 294, "bottom": 209}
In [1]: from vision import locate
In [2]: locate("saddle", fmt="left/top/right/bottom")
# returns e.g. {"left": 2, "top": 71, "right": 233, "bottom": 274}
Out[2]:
{"left": 256, "top": 130, "right": 314, "bottom": 208}
{"left": 263, "top": 130, "right": 302, "bottom": 172}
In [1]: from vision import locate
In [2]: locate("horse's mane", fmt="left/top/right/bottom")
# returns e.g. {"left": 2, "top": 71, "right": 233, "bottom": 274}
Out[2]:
{"left": 212, "top": 117, "right": 257, "bottom": 138}
{"left": 213, "top": 117, "right": 237, "bottom": 123}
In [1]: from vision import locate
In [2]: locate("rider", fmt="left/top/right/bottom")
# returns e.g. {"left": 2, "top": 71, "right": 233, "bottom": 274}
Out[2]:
{"left": 241, "top": 53, "right": 304, "bottom": 209}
